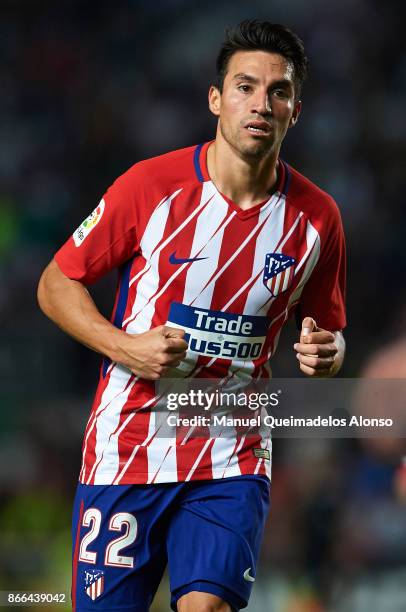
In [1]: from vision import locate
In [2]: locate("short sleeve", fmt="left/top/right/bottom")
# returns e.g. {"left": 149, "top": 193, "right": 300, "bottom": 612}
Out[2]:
{"left": 54, "top": 167, "right": 140, "bottom": 285}
{"left": 296, "top": 203, "right": 347, "bottom": 332}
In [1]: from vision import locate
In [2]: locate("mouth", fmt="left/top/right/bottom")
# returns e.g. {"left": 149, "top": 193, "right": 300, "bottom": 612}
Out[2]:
{"left": 245, "top": 120, "right": 272, "bottom": 136}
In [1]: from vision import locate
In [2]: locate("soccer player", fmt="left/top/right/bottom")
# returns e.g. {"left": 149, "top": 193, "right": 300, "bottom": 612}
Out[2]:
{"left": 37, "top": 20, "right": 346, "bottom": 612}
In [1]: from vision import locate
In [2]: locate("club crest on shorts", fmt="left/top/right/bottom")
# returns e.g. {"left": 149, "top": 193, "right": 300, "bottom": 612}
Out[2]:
{"left": 263, "top": 253, "right": 296, "bottom": 296}
{"left": 84, "top": 569, "right": 105, "bottom": 601}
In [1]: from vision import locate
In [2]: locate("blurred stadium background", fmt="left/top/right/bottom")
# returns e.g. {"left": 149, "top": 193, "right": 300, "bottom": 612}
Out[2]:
{"left": 1, "top": 0, "right": 405, "bottom": 610}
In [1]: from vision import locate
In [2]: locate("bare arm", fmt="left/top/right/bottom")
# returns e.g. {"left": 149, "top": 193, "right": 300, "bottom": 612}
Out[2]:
{"left": 37, "top": 259, "right": 188, "bottom": 380}
{"left": 293, "top": 316, "right": 345, "bottom": 377}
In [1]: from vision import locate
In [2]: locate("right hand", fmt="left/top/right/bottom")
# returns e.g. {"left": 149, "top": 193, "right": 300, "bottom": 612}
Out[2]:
{"left": 116, "top": 325, "right": 188, "bottom": 380}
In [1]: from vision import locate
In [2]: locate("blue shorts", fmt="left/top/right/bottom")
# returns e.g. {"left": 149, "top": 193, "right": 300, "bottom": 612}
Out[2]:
{"left": 72, "top": 476, "right": 270, "bottom": 611}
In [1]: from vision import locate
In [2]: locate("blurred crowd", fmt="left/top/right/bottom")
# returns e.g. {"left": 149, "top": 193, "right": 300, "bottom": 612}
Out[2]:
{"left": 1, "top": 0, "right": 405, "bottom": 610}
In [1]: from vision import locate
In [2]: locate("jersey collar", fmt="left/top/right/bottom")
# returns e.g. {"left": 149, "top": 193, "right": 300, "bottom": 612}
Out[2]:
{"left": 193, "top": 141, "right": 291, "bottom": 199}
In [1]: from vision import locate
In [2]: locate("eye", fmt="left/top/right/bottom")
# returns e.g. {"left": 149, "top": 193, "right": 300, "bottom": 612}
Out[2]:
{"left": 238, "top": 84, "right": 251, "bottom": 93}
{"left": 273, "top": 89, "right": 289, "bottom": 99}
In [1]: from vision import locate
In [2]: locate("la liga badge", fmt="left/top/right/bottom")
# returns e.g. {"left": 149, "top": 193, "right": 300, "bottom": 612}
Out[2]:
{"left": 263, "top": 252, "right": 296, "bottom": 296}
{"left": 73, "top": 199, "right": 105, "bottom": 246}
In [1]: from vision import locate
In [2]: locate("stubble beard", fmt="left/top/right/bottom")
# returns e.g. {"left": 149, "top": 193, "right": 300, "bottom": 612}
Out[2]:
{"left": 219, "top": 119, "right": 274, "bottom": 163}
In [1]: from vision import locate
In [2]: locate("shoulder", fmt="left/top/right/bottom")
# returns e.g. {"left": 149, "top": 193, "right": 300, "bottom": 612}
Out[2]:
{"left": 102, "top": 144, "right": 202, "bottom": 227}
{"left": 284, "top": 162, "right": 342, "bottom": 230}
{"left": 112, "top": 144, "right": 200, "bottom": 192}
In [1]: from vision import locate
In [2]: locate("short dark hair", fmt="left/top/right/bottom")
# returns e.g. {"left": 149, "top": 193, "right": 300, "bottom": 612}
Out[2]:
{"left": 215, "top": 20, "right": 308, "bottom": 99}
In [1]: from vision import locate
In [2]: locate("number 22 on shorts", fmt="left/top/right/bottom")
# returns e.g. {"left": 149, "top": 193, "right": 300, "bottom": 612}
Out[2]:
{"left": 78, "top": 508, "right": 137, "bottom": 568}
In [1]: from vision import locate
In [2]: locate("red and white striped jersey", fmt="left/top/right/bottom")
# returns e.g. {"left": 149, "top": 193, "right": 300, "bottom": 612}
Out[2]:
{"left": 55, "top": 142, "right": 346, "bottom": 485}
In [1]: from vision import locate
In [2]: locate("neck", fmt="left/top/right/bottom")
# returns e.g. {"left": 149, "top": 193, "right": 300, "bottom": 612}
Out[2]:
{"left": 207, "top": 128, "right": 280, "bottom": 210}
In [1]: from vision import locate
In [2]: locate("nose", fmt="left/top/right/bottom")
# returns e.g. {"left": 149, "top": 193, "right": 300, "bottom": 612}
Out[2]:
{"left": 251, "top": 89, "right": 272, "bottom": 116}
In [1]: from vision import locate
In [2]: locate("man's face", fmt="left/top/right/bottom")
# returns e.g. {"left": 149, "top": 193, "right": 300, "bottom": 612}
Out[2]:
{"left": 209, "top": 50, "right": 301, "bottom": 161}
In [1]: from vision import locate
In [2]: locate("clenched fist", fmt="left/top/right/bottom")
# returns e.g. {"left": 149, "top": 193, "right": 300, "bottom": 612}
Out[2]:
{"left": 293, "top": 317, "right": 344, "bottom": 377}
{"left": 116, "top": 325, "right": 188, "bottom": 380}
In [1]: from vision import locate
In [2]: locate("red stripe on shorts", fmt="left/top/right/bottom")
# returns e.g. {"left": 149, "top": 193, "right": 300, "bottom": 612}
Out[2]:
{"left": 72, "top": 499, "right": 84, "bottom": 611}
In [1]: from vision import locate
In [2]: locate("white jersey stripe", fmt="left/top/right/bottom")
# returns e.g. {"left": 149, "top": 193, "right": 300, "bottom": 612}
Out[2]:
{"left": 185, "top": 439, "right": 213, "bottom": 481}
{"left": 148, "top": 442, "right": 176, "bottom": 484}
{"left": 184, "top": 185, "right": 232, "bottom": 305}
{"left": 254, "top": 458, "right": 263, "bottom": 474}
{"left": 265, "top": 226, "right": 320, "bottom": 361}
{"left": 220, "top": 433, "right": 247, "bottom": 478}
{"left": 211, "top": 423, "right": 240, "bottom": 479}
{"left": 146, "top": 410, "right": 177, "bottom": 484}
{"left": 113, "top": 444, "right": 141, "bottom": 484}
{"left": 282, "top": 221, "right": 320, "bottom": 317}
{"left": 112, "top": 414, "right": 160, "bottom": 484}
{"left": 80, "top": 366, "right": 134, "bottom": 482}
{"left": 125, "top": 191, "right": 181, "bottom": 295}
{"left": 90, "top": 375, "right": 137, "bottom": 484}
{"left": 293, "top": 220, "right": 320, "bottom": 277}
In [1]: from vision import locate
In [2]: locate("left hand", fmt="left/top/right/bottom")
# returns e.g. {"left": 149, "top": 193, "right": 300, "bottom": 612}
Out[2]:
{"left": 293, "top": 317, "right": 338, "bottom": 377}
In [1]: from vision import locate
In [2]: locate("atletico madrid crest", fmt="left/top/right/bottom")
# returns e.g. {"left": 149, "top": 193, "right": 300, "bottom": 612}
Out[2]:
{"left": 84, "top": 569, "right": 105, "bottom": 601}
{"left": 263, "top": 252, "right": 296, "bottom": 296}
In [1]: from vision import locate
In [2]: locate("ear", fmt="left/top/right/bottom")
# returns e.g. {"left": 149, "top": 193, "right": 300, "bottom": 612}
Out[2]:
{"left": 289, "top": 100, "right": 302, "bottom": 128}
{"left": 208, "top": 85, "right": 221, "bottom": 117}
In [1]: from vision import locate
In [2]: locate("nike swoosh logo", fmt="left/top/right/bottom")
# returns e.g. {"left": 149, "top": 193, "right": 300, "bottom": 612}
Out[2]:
{"left": 169, "top": 251, "right": 208, "bottom": 265}
{"left": 243, "top": 567, "right": 255, "bottom": 582}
